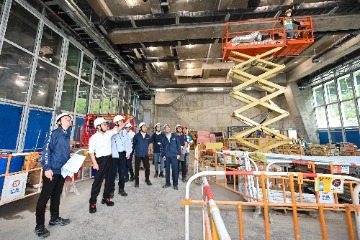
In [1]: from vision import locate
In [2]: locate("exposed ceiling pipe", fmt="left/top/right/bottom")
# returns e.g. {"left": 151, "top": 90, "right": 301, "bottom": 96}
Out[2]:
{"left": 54, "top": 0, "right": 151, "bottom": 94}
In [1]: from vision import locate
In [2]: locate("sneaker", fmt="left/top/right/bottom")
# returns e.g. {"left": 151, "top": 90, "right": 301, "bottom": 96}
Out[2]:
{"left": 49, "top": 217, "right": 70, "bottom": 226}
{"left": 89, "top": 204, "right": 97, "bottom": 213}
{"left": 135, "top": 183, "right": 139, "bottom": 188}
{"left": 162, "top": 184, "right": 171, "bottom": 188}
{"left": 35, "top": 225, "right": 50, "bottom": 238}
{"left": 130, "top": 176, "right": 135, "bottom": 182}
{"left": 101, "top": 198, "right": 114, "bottom": 206}
{"left": 174, "top": 186, "right": 178, "bottom": 190}
{"left": 146, "top": 180, "right": 152, "bottom": 186}
{"left": 154, "top": 171, "right": 158, "bottom": 178}
{"left": 118, "top": 189, "right": 128, "bottom": 197}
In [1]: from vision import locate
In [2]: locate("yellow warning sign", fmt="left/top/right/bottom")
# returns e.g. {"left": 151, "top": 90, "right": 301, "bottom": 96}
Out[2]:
{"left": 315, "top": 176, "right": 344, "bottom": 193}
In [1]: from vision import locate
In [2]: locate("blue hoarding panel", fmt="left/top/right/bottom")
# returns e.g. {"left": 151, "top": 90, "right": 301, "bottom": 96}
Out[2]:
{"left": 318, "top": 131, "right": 329, "bottom": 144}
{"left": 0, "top": 104, "right": 23, "bottom": 150}
{"left": 345, "top": 129, "right": 360, "bottom": 146}
{"left": 24, "top": 109, "right": 52, "bottom": 151}
{"left": 330, "top": 130, "right": 343, "bottom": 143}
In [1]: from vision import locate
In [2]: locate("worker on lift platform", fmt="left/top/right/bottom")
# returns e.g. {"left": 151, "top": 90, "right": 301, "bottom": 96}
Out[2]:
{"left": 283, "top": 9, "right": 300, "bottom": 39}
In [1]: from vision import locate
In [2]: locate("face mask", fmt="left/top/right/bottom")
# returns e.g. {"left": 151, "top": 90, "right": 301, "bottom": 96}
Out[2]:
{"left": 286, "top": 13, "right": 291, "bottom": 17}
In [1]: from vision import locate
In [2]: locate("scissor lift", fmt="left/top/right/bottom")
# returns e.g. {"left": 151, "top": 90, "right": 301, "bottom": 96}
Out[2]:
{"left": 222, "top": 16, "right": 314, "bottom": 151}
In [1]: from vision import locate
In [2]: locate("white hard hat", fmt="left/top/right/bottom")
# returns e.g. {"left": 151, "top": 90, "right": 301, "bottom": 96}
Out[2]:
{"left": 56, "top": 113, "right": 73, "bottom": 123}
{"left": 113, "top": 115, "right": 124, "bottom": 123}
{"left": 94, "top": 117, "right": 106, "bottom": 128}
{"left": 139, "top": 122, "right": 147, "bottom": 129}
{"left": 175, "top": 124, "right": 182, "bottom": 131}
{"left": 125, "top": 123, "right": 132, "bottom": 128}
{"left": 163, "top": 124, "right": 170, "bottom": 129}
{"left": 154, "top": 123, "right": 161, "bottom": 129}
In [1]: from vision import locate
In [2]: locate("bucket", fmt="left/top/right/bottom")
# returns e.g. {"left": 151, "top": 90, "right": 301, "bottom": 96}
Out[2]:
{"left": 0, "top": 156, "right": 25, "bottom": 196}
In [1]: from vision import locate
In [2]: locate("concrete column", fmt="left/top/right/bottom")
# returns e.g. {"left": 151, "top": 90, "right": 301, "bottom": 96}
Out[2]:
{"left": 287, "top": 82, "right": 319, "bottom": 143}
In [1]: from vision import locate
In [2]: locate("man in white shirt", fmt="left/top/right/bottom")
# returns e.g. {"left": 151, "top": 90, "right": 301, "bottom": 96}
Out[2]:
{"left": 110, "top": 118, "right": 133, "bottom": 197}
{"left": 124, "top": 123, "right": 135, "bottom": 182}
{"left": 88, "top": 116, "right": 129, "bottom": 213}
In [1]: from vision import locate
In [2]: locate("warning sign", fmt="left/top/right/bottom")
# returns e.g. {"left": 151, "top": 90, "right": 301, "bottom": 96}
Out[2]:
{"left": 315, "top": 176, "right": 344, "bottom": 193}
{"left": 333, "top": 165, "right": 349, "bottom": 174}
{"left": 319, "top": 191, "right": 335, "bottom": 204}
{"left": 0, "top": 173, "right": 28, "bottom": 205}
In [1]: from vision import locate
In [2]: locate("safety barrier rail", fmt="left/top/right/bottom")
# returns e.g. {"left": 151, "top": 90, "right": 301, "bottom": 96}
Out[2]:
{"left": 182, "top": 170, "right": 360, "bottom": 240}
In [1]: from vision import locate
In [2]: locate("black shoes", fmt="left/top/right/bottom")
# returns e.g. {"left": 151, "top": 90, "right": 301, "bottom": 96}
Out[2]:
{"left": 146, "top": 180, "right": 152, "bottom": 186}
{"left": 49, "top": 217, "right": 70, "bottom": 226}
{"left": 135, "top": 183, "right": 139, "bottom": 188}
{"left": 35, "top": 225, "right": 50, "bottom": 238}
{"left": 130, "top": 176, "right": 135, "bottom": 181}
{"left": 101, "top": 198, "right": 114, "bottom": 206}
{"left": 154, "top": 171, "right": 158, "bottom": 178}
{"left": 118, "top": 189, "right": 128, "bottom": 197}
{"left": 174, "top": 186, "right": 178, "bottom": 190}
{"left": 163, "top": 184, "right": 171, "bottom": 188}
{"left": 89, "top": 204, "right": 97, "bottom": 213}
{"left": 159, "top": 172, "right": 164, "bottom": 178}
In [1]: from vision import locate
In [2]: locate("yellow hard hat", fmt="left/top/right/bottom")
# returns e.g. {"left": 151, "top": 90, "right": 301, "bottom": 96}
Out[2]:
{"left": 285, "top": 9, "right": 292, "bottom": 14}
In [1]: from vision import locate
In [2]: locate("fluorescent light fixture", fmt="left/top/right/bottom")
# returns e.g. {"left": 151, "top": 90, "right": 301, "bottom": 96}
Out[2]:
{"left": 213, "top": 87, "right": 224, "bottom": 91}
{"left": 187, "top": 87, "right": 197, "bottom": 92}
{"left": 156, "top": 89, "right": 166, "bottom": 92}
{"left": 38, "top": 90, "right": 45, "bottom": 96}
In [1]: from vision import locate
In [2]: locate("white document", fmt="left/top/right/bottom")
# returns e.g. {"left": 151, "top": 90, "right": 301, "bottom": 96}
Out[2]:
{"left": 61, "top": 154, "right": 86, "bottom": 178}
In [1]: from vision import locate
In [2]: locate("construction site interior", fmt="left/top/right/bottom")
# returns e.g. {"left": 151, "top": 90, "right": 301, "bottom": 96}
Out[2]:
{"left": 1, "top": 0, "right": 360, "bottom": 239}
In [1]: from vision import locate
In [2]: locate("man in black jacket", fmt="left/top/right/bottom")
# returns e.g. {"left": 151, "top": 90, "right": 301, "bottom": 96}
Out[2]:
{"left": 35, "top": 113, "right": 73, "bottom": 238}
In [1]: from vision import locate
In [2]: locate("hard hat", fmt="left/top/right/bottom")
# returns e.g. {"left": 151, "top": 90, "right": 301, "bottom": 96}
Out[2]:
{"left": 139, "top": 122, "right": 147, "bottom": 129}
{"left": 175, "top": 124, "right": 182, "bottom": 131}
{"left": 56, "top": 113, "right": 73, "bottom": 123}
{"left": 154, "top": 122, "right": 161, "bottom": 129}
{"left": 94, "top": 117, "right": 106, "bottom": 128}
{"left": 125, "top": 123, "right": 132, "bottom": 128}
{"left": 163, "top": 124, "right": 170, "bottom": 129}
{"left": 113, "top": 115, "right": 124, "bottom": 123}
{"left": 285, "top": 9, "right": 292, "bottom": 14}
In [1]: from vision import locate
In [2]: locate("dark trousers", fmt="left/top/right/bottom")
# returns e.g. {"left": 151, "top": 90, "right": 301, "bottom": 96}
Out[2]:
{"left": 126, "top": 152, "right": 134, "bottom": 178}
{"left": 36, "top": 173, "right": 65, "bottom": 226}
{"left": 110, "top": 152, "right": 126, "bottom": 192}
{"left": 89, "top": 155, "right": 112, "bottom": 204}
{"left": 178, "top": 154, "right": 187, "bottom": 178}
{"left": 134, "top": 156, "right": 150, "bottom": 184}
{"left": 165, "top": 156, "right": 178, "bottom": 187}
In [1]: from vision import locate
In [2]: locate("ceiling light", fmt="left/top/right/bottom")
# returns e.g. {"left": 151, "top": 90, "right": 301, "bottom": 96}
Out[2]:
{"left": 156, "top": 62, "right": 161, "bottom": 67}
{"left": 187, "top": 44, "right": 193, "bottom": 48}
{"left": 15, "top": 79, "right": 24, "bottom": 87}
{"left": 187, "top": 87, "right": 197, "bottom": 92}
{"left": 149, "top": 47, "right": 155, "bottom": 51}
{"left": 156, "top": 89, "right": 166, "bottom": 92}
{"left": 125, "top": 0, "right": 137, "bottom": 7}
{"left": 213, "top": 87, "right": 224, "bottom": 91}
{"left": 38, "top": 90, "right": 45, "bottom": 96}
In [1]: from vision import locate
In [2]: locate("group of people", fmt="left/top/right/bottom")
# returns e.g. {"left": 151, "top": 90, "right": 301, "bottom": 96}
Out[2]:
{"left": 34, "top": 113, "right": 193, "bottom": 238}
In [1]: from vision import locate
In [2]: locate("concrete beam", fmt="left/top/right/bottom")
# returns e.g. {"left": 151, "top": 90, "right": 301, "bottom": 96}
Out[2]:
{"left": 174, "top": 62, "right": 235, "bottom": 76}
{"left": 176, "top": 77, "right": 232, "bottom": 84}
{"left": 108, "top": 15, "right": 360, "bottom": 44}
{"left": 287, "top": 34, "right": 360, "bottom": 82}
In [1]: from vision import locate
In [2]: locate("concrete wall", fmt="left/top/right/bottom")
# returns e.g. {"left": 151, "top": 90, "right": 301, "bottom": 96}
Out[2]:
{"left": 147, "top": 91, "right": 298, "bottom": 133}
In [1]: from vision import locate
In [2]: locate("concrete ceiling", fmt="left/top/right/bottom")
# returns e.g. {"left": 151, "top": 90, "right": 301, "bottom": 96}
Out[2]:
{"left": 44, "top": 0, "right": 360, "bottom": 97}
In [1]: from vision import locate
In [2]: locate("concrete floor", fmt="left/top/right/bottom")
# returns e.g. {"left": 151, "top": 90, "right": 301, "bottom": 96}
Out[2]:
{"left": 0, "top": 152, "right": 356, "bottom": 239}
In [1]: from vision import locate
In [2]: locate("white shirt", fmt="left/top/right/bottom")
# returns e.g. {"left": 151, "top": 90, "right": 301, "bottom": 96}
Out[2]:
{"left": 88, "top": 128, "right": 118, "bottom": 158}
{"left": 111, "top": 129, "right": 133, "bottom": 158}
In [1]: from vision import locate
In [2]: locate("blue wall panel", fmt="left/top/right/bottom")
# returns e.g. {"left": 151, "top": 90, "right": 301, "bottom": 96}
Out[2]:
{"left": 24, "top": 109, "right": 52, "bottom": 151}
{"left": 74, "top": 117, "right": 84, "bottom": 141}
{"left": 330, "top": 129, "right": 343, "bottom": 143}
{"left": 318, "top": 131, "right": 329, "bottom": 144}
{"left": 0, "top": 104, "right": 23, "bottom": 150}
{"left": 345, "top": 129, "right": 360, "bottom": 146}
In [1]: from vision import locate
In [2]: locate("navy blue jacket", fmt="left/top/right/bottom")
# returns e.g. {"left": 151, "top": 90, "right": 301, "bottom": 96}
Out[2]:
{"left": 41, "top": 127, "right": 70, "bottom": 174}
{"left": 161, "top": 133, "right": 181, "bottom": 158}
{"left": 133, "top": 132, "right": 151, "bottom": 157}
{"left": 150, "top": 132, "right": 164, "bottom": 153}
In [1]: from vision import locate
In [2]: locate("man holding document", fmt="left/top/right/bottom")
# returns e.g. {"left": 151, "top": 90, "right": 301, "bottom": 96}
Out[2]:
{"left": 35, "top": 113, "right": 73, "bottom": 238}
